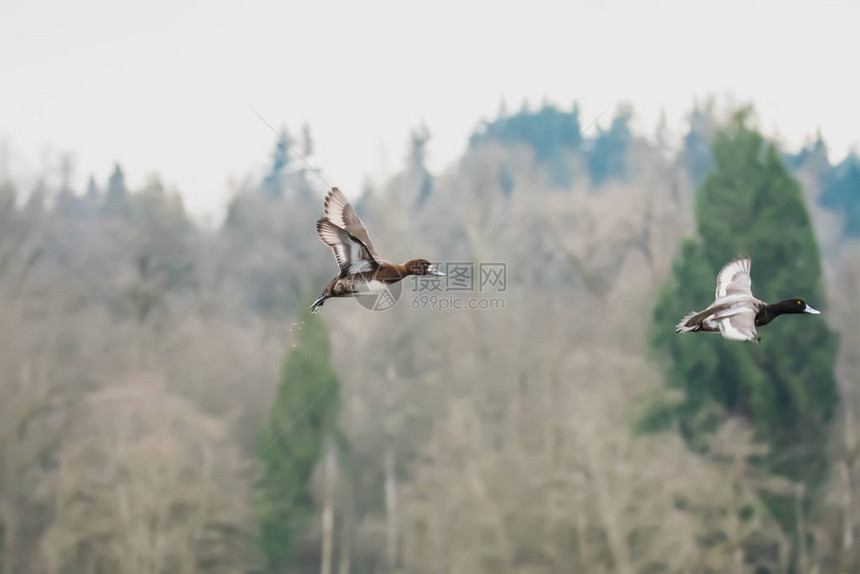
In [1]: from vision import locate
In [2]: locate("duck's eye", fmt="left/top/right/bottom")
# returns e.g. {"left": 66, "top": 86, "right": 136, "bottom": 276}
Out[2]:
{"left": 797, "top": 300, "right": 802, "bottom": 305}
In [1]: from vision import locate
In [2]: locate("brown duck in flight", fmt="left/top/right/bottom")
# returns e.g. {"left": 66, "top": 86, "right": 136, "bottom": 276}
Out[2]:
{"left": 311, "top": 188, "right": 444, "bottom": 312}
{"left": 675, "top": 256, "right": 820, "bottom": 343}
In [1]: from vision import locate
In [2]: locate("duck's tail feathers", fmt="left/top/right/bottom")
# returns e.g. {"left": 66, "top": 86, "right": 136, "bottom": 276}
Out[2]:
{"left": 310, "top": 295, "right": 329, "bottom": 313}
{"left": 675, "top": 311, "right": 702, "bottom": 333}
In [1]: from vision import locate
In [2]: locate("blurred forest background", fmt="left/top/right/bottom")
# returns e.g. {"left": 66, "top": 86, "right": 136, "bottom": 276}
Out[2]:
{"left": 1, "top": 100, "right": 859, "bottom": 574}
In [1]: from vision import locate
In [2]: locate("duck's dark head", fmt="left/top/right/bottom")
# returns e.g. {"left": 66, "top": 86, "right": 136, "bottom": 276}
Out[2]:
{"left": 776, "top": 298, "right": 821, "bottom": 315}
{"left": 404, "top": 259, "right": 444, "bottom": 276}
{"left": 756, "top": 298, "right": 821, "bottom": 327}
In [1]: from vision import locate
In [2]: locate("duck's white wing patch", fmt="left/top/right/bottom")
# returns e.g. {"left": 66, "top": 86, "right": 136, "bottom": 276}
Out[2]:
{"left": 316, "top": 219, "right": 378, "bottom": 274}
{"left": 718, "top": 309, "right": 758, "bottom": 341}
{"left": 716, "top": 257, "right": 752, "bottom": 300}
{"left": 355, "top": 279, "right": 388, "bottom": 293}
{"left": 344, "top": 239, "right": 376, "bottom": 273}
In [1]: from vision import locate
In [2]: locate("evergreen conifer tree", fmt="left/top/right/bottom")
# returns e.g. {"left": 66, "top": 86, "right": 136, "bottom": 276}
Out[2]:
{"left": 649, "top": 110, "right": 838, "bottom": 486}
{"left": 102, "top": 163, "right": 129, "bottom": 218}
{"left": 259, "top": 308, "right": 340, "bottom": 573}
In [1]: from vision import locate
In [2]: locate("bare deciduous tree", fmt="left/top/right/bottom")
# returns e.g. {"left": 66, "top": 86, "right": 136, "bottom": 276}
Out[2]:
{"left": 41, "top": 377, "right": 258, "bottom": 574}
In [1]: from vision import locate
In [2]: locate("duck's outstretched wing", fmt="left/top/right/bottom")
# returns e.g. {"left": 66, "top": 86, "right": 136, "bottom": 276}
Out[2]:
{"left": 323, "top": 187, "right": 380, "bottom": 261}
{"left": 715, "top": 257, "right": 752, "bottom": 300}
{"left": 316, "top": 218, "right": 379, "bottom": 274}
{"left": 717, "top": 308, "right": 759, "bottom": 342}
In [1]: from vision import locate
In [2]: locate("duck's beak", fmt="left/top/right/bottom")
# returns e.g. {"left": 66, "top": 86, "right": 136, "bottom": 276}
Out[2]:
{"left": 428, "top": 265, "right": 445, "bottom": 276}
{"left": 804, "top": 304, "right": 820, "bottom": 315}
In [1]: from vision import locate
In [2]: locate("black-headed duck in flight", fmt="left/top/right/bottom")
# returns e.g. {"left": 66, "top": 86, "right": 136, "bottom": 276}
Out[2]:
{"left": 675, "top": 256, "right": 820, "bottom": 343}
{"left": 311, "top": 187, "right": 444, "bottom": 312}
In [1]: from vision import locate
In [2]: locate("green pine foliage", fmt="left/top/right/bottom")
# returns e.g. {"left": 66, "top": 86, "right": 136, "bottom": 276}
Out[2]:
{"left": 262, "top": 129, "right": 292, "bottom": 200}
{"left": 101, "top": 163, "right": 130, "bottom": 219}
{"left": 258, "top": 307, "right": 340, "bottom": 573}
{"left": 682, "top": 106, "right": 716, "bottom": 186}
{"left": 470, "top": 103, "right": 583, "bottom": 164}
{"left": 469, "top": 103, "right": 634, "bottom": 187}
{"left": 821, "top": 152, "right": 860, "bottom": 236}
{"left": 470, "top": 103, "right": 582, "bottom": 186}
{"left": 648, "top": 110, "right": 839, "bottom": 484}
{"left": 587, "top": 106, "right": 632, "bottom": 185}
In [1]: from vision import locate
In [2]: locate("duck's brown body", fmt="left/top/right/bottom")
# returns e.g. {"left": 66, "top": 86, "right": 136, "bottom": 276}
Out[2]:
{"left": 313, "top": 263, "right": 425, "bottom": 311}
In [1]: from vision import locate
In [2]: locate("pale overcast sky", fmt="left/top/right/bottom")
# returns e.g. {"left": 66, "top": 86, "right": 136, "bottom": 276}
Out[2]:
{"left": 1, "top": 0, "right": 857, "bottom": 221}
